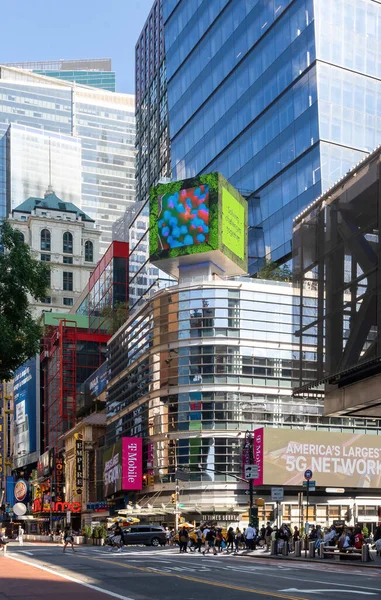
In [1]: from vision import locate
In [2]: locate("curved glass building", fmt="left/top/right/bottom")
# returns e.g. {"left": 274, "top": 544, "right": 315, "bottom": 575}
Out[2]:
{"left": 106, "top": 277, "right": 369, "bottom": 518}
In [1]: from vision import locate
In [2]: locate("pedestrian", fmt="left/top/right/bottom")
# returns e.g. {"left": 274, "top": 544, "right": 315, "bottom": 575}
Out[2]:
{"left": 226, "top": 527, "right": 235, "bottom": 553}
{"left": 264, "top": 521, "right": 273, "bottom": 552}
{"left": 179, "top": 526, "right": 189, "bottom": 553}
{"left": 62, "top": 525, "right": 76, "bottom": 553}
{"left": 195, "top": 527, "right": 203, "bottom": 553}
{"left": 234, "top": 528, "right": 242, "bottom": 553}
{"left": 244, "top": 523, "right": 256, "bottom": 551}
{"left": 215, "top": 529, "right": 224, "bottom": 553}
{"left": 169, "top": 528, "right": 176, "bottom": 546}
{"left": 0, "top": 528, "right": 8, "bottom": 553}
{"left": 18, "top": 526, "right": 24, "bottom": 546}
{"left": 165, "top": 527, "right": 171, "bottom": 545}
{"left": 354, "top": 526, "right": 364, "bottom": 549}
{"left": 203, "top": 526, "right": 217, "bottom": 555}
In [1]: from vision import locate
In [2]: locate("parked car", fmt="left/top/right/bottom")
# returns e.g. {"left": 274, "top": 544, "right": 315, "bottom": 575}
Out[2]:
{"left": 121, "top": 525, "right": 167, "bottom": 547}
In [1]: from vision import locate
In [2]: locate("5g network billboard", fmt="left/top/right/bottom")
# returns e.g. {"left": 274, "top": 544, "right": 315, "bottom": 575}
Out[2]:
{"left": 253, "top": 427, "right": 381, "bottom": 489}
{"left": 13, "top": 356, "right": 40, "bottom": 468}
{"left": 103, "top": 437, "right": 143, "bottom": 497}
{"left": 149, "top": 172, "right": 248, "bottom": 278}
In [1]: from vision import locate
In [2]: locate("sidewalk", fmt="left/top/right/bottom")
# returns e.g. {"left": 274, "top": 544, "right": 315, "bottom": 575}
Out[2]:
{"left": 239, "top": 547, "right": 381, "bottom": 569}
{"left": 0, "top": 554, "right": 119, "bottom": 599}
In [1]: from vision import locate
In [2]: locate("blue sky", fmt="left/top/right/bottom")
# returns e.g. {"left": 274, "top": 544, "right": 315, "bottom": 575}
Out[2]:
{"left": 0, "top": 0, "right": 155, "bottom": 94}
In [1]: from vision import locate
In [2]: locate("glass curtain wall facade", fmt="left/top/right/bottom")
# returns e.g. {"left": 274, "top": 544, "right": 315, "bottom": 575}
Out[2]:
{"left": 106, "top": 278, "right": 367, "bottom": 509}
{"left": 6, "top": 59, "right": 116, "bottom": 92}
{"left": 135, "top": 0, "right": 171, "bottom": 204}
{"left": 0, "top": 67, "right": 135, "bottom": 251}
{"left": 6, "top": 124, "right": 82, "bottom": 210}
{"left": 163, "top": 0, "right": 381, "bottom": 272}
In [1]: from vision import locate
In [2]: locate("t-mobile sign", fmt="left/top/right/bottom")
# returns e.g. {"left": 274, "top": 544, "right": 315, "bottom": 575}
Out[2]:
{"left": 103, "top": 437, "right": 143, "bottom": 497}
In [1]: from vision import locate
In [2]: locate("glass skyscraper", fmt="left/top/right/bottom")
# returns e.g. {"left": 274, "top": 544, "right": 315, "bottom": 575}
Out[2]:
{"left": 163, "top": 0, "right": 381, "bottom": 271}
{"left": 5, "top": 59, "right": 116, "bottom": 92}
{"left": 135, "top": 0, "right": 171, "bottom": 204}
{"left": 0, "top": 66, "right": 135, "bottom": 252}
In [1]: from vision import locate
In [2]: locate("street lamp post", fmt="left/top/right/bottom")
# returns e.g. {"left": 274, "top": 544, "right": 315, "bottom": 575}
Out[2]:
{"left": 244, "top": 431, "right": 255, "bottom": 527}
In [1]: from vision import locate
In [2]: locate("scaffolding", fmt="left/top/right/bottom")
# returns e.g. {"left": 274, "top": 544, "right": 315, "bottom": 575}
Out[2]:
{"left": 43, "top": 320, "right": 77, "bottom": 452}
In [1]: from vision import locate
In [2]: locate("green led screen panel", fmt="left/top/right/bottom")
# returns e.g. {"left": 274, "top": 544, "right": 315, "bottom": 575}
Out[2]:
{"left": 149, "top": 172, "right": 248, "bottom": 278}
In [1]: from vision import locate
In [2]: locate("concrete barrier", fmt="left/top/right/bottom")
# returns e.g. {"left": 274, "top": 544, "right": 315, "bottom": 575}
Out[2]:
{"left": 270, "top": 540, "right": 277, "bottom": 555}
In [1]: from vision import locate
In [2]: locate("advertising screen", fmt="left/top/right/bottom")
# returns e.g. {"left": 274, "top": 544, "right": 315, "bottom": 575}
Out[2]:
{"left": 253, "top": 427, "right": 381, "bottom": 488}
{"left": 221, "top": 187, "right": 245, "bottom": 261}
{"left": 13, "top": 356, "right": 40, "bottom": 468}
{"left": 103, "top": 437, "right": 143, "bottom": 497}
{"left": 158, "top": 185, "right": 209, "bottom": 250}
{"left": 149, "top": 172, "right": 248, "bottom": 278}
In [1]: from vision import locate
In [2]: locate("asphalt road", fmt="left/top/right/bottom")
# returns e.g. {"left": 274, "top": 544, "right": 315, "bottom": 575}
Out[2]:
{"left": 5, "top": 543, "right": 381, "bottom": 600}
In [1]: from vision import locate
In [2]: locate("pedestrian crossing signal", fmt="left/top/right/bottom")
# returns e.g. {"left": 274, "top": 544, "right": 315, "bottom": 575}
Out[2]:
{"left": 171, "top": 494, "right": 176, "bottom": 504}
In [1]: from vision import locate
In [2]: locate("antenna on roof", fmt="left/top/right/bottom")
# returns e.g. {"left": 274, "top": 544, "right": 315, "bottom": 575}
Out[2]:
{"left": 44, "top": 138, "right": 55, "bottom": 197}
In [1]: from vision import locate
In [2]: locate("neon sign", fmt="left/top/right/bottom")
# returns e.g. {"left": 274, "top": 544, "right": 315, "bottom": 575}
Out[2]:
{"left": 32, "top": 498, "right": 81, "bottom": 514}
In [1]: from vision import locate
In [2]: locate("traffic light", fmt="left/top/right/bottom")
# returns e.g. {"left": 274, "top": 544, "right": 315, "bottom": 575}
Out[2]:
{"left": 147, "top": 475, "right": 154, "bottom": 487}
{"left": 171, "top": 494, "right": 176, "bottom": 504}
{"left": 142, "top": 474, "right": 147, "bottom": 487}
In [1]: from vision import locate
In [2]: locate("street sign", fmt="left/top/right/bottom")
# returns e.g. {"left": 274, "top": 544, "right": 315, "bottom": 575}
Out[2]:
{"left": 271, "top": 487, "right": 284, "bottom": 502}
{"left": 303, "top": 480, "right": 315, "bottom": 491}
{"left": 304, "top": 469, "right": 313, "bottom": 480}
{"left": 245, "top": 464, "right": 259, "bottom": 479}
{"left": 178, "top": 503, "right": 185, "bottom": 508}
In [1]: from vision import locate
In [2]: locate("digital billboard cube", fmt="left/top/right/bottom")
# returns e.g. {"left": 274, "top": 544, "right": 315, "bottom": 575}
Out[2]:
{"left": 149, "top": 173, "right": 248, "bottom": 278}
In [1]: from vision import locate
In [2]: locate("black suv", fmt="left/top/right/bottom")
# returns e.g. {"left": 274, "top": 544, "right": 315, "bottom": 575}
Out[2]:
{"left": 121, "top": 525, "right": 166, "bottom": 547}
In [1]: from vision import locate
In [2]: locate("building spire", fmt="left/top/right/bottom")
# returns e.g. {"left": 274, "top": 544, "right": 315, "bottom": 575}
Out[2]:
{"left": 44, "top": 138, "right": 55, "bottom": 197}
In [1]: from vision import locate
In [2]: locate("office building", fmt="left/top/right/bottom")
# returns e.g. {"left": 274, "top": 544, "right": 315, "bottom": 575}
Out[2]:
{"left": 5, "top": 58, "right": 116, "bottom": 91}
{"left": 0, "top": 66, "right": 135, "bottom": 253}
{"left": 105, "top": 276, "right": 381, "bottom": 523}
{"left": 5, "top": 123, "right": 82, "bottom": 210}
{"left": 293, "top": 144, "right": 381, "bottom": 420}
{"left": 9, "top": 191, "right": 100, "bottom": 316}
{"left": 163, "top": 0, "right": 381, "bottom": 272}
{"left": 135, "top": 0, "right": 171, "bottom": 204}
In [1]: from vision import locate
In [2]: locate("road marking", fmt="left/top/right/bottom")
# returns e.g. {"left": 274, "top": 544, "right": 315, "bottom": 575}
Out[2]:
{"left": 6, "top": 554, "right": 136, "bottom": 600}
{"left": 19, "top": 551, "right": 34, "bottom": 556}
{"left": 281, "top": 589, "right": 377, "bottom": 596}
{"left": 84, "top": 555, "right": 306, "bottom": 599}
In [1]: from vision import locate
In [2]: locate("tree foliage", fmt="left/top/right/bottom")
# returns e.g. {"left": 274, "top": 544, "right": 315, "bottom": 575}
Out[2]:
{"left": 0, "top": 221, "right": 50, "bottom": 380}
{"left": 255, "top": 260, "right": 292, "bottom": 282}
{"left": 100, "top": 301, "right": 128, "bottom": 334}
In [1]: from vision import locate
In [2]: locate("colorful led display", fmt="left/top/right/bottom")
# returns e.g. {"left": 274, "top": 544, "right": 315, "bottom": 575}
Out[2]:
{"left": 158, "top": 185, "right": 210, "bottom": 250}
{"left": 149, "top": 172, "right": 248, "bottom": 278}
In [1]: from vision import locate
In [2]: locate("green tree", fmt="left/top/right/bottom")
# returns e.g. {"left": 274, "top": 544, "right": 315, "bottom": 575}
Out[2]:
{"left": 100, "top": 301, "right": 128, "bottom": 334}
{"left": 255, "top": 260, "right": 292, "bottom": 282}
{"left": 0, "top": 221, "right": 50, "bottom": 380}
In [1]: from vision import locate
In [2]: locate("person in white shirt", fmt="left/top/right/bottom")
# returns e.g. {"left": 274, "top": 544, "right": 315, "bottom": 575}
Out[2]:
{"left": 245, "top": 525, "right": 257, "bottom": 551}
{"left": 18, "top": 526, "right": 24, "bottom": 546}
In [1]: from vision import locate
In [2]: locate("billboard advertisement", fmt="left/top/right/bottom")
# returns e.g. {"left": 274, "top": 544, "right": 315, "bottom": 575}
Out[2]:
{"left": 104, "top": 437, "right": 143, "bottom": 497}
{"left": 149, "top": 172, "right": 247, "bottom": 278}
{"left": 13, "top": 356, "right": 40, "bottom": 468}
{"left": 253, "top": 427, "right": 381, "bottom": 488}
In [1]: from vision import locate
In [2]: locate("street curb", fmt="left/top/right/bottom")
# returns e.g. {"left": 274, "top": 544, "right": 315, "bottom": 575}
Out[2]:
{"left": 240, "top": 552, "right": 381, "bottom": 570}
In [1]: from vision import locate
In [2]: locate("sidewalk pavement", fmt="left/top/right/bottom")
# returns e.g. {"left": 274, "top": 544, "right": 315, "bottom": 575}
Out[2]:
{"left": 0, "top": 554, "right": 116, "bottom": 599}
{"left": 238, "top": 546, "right": 381, "bottom": 568}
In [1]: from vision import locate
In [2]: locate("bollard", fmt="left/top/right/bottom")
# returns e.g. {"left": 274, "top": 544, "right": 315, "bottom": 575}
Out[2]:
{"left": 270, "top": 539, "right": 277, "bottom": 555}
{"left": 295, "top": 540, "right": 301, "bottom": 557}
{"left": 282, "top": 542, "right": 289, "bottom": 556}
{"left": 319, "top": 543, "right": 325, "bottom": 559}
{"left": 362, "top": 544, "right": 370, "bottom": 562}
{"left": 309, "top": 541, "right": 315, "bottom": 558}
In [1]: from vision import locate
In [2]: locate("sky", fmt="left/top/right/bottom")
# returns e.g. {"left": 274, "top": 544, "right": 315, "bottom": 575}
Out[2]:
{"left": 0, "top": 0, "right": 155, "bottom": 94}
